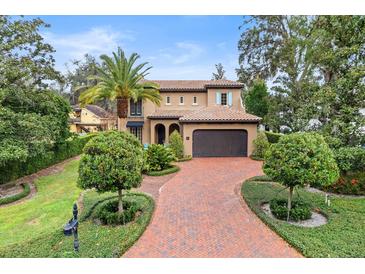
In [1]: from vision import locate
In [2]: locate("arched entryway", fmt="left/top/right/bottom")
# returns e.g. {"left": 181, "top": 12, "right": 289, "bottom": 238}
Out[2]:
{"left": 155, "top": 124, "right": 166, "bottom": 144}
{"left": 168, "top": 123, "right": 180, "bottom": 136}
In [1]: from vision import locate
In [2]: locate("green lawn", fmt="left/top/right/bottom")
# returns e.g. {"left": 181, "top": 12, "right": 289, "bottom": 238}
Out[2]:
{"left": 242, "top": 180, "right": 365, "bottom": 258}
{"left": 0, "top": 159, "right": 154, "bottom": 258}
{"left": 0, "top": 160, "right": 81, "bottom": 247}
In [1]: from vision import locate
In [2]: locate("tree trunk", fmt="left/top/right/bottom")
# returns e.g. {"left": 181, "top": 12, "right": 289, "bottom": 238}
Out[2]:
{"left": 118, "top": 189, "right": 123, "bottom": 214}
{"left": 116, "top": 97, "right": 128, "bottom": 119}
{"left": 286, "top": 186, "right": 294, "bottom": 222}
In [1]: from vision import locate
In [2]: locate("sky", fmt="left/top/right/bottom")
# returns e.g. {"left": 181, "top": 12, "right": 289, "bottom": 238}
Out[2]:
{"left": 31, "top": 16, "right": 246, "bottom": 80}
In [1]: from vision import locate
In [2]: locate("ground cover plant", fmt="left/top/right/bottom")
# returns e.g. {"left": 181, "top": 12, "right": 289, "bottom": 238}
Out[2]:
{"left": 242, "top": 179, "right": 365, "bottom": 257}
{"left": 0, "top": 159, "right": 154, "bottom": 258}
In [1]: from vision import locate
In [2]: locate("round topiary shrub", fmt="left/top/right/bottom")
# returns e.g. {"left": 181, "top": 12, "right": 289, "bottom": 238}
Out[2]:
{"left": 270, "top": 199, "right": 312, "bottom": 222}
{"left": 94, "top": 199, "right": 139, "bottom": 225}
{"left": 264, "top": 132, "right": 339, "bottom": 221}
{"left": 78, "top": 131, "right": 144, "bottom": 215}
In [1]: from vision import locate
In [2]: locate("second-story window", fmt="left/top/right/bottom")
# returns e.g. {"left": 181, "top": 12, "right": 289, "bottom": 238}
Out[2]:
{"left": 193, "top": 96, "right": 197, "bottom": 105}
{"left": 166, "top": 96, "right": 171, "bottom": 105}
{"left": 221, "top": 93, "right": 227, "bottom": 105}
{"left": 179, "top": 96, "right": 184, "bottom": 105}
{"left": 130, "top": 99, "right": 142, "bottom": 116}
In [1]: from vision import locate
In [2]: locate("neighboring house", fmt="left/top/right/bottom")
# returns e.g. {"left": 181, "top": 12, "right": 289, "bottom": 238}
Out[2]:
{"left": 120, "top": 80, "right": 261, "bottom": 157}
{"left": 69, "top": 104, "right": 117, "bottom": 133}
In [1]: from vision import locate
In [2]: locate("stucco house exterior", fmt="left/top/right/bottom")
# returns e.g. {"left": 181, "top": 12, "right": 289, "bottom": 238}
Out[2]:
{"left": 120, "top": 80, "right": 261, "bottom": 157}
{"left": 69, "top": 104, "right": 117, "bottom": 133}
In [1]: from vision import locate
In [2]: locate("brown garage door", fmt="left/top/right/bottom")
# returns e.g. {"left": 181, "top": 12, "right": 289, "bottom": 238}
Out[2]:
{"left": 193, "top": 129, "right": 248, "bottom": 157}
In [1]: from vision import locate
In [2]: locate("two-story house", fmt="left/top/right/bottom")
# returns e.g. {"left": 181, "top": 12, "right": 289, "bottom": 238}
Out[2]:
{"left": 120, "top": 80, "right": 261, "bottom": 157}
{"left": 70, "top": 104, "right": 117, "bottom": 133}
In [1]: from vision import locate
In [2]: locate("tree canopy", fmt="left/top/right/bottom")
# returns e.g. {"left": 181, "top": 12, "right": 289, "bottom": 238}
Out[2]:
{"left": 78, "top": 131, "right": 144, "bottom": 213}
{"left": 244, "top": 78, "right": 269, "bottom": 119}
{"left": 0, "top": 16, "right": 62, "bottom": 89}
{"left": 0, "top": 16, "right": 71, "bottom": 166}
{"left": 79, "top": 47, "right": 161, "bottom": 120}
{"left": 212, "top": 63, "right": 226, "bottom": 80}
{"left": 237, "top": 16, "right": 365, "bottom": 146}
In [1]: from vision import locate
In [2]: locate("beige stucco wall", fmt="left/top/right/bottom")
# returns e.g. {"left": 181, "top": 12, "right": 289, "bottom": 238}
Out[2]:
{"left": 158, "top": 92, "right": 207, "bottom": 110}
{"left": 207, "top": 88, "right": 244, "bottom": 110}
{"left": 181, "top": 123, "right": 258, "bottom": 157}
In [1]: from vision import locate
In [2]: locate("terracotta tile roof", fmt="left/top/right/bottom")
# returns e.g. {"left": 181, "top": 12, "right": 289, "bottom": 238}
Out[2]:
{"left": 148, "top": 109, "right": 194, "bottom": 119}
{"left": 179, "top": 106, "right": 261, "bottom": 123}
{"left": 141, "top": 79, "right": 244, "bottom": 92}
{"left": 83, "top": 105, "right": 114, "bottom": 119}
{"left": 148, "top": 106, "right": 261, "bottom": 123}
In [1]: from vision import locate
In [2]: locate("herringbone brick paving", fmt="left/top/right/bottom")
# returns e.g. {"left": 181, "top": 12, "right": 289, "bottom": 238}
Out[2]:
{"left": 125, "top": 158, "right": 302, "bottom": 258}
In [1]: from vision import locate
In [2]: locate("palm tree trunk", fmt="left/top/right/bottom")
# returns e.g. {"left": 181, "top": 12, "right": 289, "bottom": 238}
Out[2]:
{"left": 116, "top": 97, "right": 128, "bottom": 119}
{"left": 287, "top": 186, "right": 294, "bottom": 222}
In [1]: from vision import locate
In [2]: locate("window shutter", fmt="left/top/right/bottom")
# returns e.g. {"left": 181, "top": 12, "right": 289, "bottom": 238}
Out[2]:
{"left": 216, "top": 92, "right": 221, "bottom": 105}
{"left": 228, "top": 92, "right": 233, "bottom": 106}
{"left": 130, "top": 99, "right": 135, "bottom": 115}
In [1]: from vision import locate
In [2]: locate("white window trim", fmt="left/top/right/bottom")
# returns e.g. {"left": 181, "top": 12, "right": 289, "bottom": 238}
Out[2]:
{"left": 166, "top": 96, "right": 171, "bottom": 105}
{"left": 179, "top": 96, "right": 184, "bottom": 105}
{"left": 192, "top": 96, "right": 198, "bottom": 105}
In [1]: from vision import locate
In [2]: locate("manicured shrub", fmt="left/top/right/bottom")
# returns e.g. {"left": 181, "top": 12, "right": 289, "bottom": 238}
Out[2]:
{"left": 0, "top": 133, "right": 96, "bottom": 185}
{"left": 94, "top": 199, "right": 139, "bottom": 225}
{"left": 248, "top": 175, "right": 272, "bottom": 182}
{"left": 265, "top": 131, "right": 283, "bottom": 144}
{"left": 322, "top": 172, "right": 365, "bottom": 195}
{"left": 175, "top": 155, "right": 192, "bottom": 162}
{"left": 270, "top": 199, "right": 311, "bottom": 222}
{"left": 169, "top": 130, "right": 184, "bottom": 159}
{"left": 78, "top": 131, "right": 144, "bottom": 214}
{"left": 144, "top": 144, "right": 176, "bottom": 172}
{"left": 0, "top": 183, "right": 31, "bottom": 206}
{"left": 264, "top": 132, "right": 339, "bottom": 221}
{"left": 333, "top": 147, "right": 365, "bottom": 174}
{"left": 252, "top": 131, "right": 270, "bottom": 160}
{"left": 146, "top": 165, "right": 180, "bottom": 176}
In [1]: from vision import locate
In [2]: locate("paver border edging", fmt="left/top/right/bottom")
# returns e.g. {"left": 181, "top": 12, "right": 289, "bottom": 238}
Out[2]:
{"left": 239, "top": 179, "right": 305, "bottom": 257}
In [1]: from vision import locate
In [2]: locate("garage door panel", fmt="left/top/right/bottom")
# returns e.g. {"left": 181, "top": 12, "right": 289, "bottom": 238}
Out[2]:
{"left": 193, "top": 130, "right": 247, "bottom": 157}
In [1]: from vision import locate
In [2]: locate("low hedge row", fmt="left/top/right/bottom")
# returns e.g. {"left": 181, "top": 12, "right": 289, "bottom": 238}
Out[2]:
{"left": 94, "top": 199, "right": 139, "bottom": 225}
{"left": 0, "top": 183, "right": 31, "bottom": 206}
{"left": 175, "top": 155, "right": 192, "bottom": 162}
{"left": 270, "top": 198, "right": 312, "bottom": 221}
{"left": 146, "top": 165, "right": 180, "bottom": 176}
{"left": 0, "top": 134, "right": 96, "bottom": 185}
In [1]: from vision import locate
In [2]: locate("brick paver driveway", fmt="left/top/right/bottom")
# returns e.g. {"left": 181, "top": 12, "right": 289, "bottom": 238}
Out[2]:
{"left": 124, "top": 158, "right": 302, "bottom": 258}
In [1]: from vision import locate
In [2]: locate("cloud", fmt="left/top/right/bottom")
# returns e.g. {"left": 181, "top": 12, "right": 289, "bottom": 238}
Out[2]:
{"left": 156, "top": 41, "right": 205, "bottom": 65}
{"left": 173, "top": 42, "right": 204, "bottom": 64}
{"left": 42, "top": 26, "right": 135, "bottom": 71}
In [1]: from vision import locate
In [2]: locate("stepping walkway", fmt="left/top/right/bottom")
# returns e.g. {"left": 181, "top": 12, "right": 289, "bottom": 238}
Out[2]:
{"left": 124, "top": 158, "right": 302, "bottom": 258}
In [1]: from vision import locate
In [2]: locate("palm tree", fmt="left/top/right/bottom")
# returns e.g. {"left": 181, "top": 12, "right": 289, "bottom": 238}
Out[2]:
{"left": 79, "top": 48, "right": 161, "bottom": 129}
